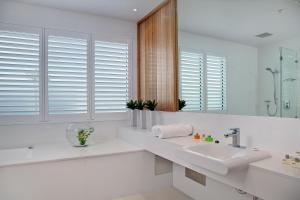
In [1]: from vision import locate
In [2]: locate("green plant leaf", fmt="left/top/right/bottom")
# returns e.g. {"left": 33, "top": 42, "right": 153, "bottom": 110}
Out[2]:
{"left": 136, "top": 99, "right": 145, "bottom": 110}
{"left": 126, "top": 100, "right": 137, "bottom": 110}
{"left": 178, "top": 99, "right": 186, "bottom": 110}
{"left": 144, "top": 100, "right": 158, "bottom": 111}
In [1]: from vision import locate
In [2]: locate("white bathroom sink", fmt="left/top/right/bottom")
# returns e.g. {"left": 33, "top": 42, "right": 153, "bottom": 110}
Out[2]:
{"left": 179, "top": 144, "right": 271, "bottom": 175}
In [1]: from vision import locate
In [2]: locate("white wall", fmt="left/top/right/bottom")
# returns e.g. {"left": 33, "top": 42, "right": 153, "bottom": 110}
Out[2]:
{"left": 0, "top": 1, "right": 137, "bottom": 148}
{"left": 0, "top": 121, "right": 128, "bottom": 149}
{"left": 0, "top": 1, "right": 137, "bottom": 40}
{"left": 179, "top": 31, "right": 258, "bottom": 116}
{"left": 157, "top": 111, "right": 300, "bottom": 153}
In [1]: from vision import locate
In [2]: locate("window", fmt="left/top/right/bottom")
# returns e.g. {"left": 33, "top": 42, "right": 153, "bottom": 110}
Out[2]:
{"left": 179, "top": 51, "right": 204, "bottom": 111}
{"left": 179, "top": 50, "right": 227, "bottom": 112}
{"left": 0, "top": 27, "right": 40, "bottom": 116}
{"left": 47, "top": 33, "right": 88, "bottom": 115}
{"left": 0, "top": 23, "right": 132, "bottom": 123}
{"left": 206, "top": 55, "right": 227, "bottom": 111}
{"left": 94, "top": 41, "right": 129, "bottom": 113}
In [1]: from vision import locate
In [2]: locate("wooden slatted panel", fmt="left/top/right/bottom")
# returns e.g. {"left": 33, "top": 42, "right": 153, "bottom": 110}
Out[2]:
{"left": 138, "top": 0, "right": 178, "bottom": 111}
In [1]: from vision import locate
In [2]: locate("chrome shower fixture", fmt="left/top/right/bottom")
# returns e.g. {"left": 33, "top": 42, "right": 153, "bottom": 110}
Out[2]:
{"left": 265, "top": 67, "right": 279, "bottom": 74}
{"left": 265, "top": 67, "right": 279, "bottom": 116}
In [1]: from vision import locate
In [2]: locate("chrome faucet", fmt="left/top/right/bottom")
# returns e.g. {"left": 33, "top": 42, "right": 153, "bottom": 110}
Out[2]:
{"left": 224, "top": 128, "right": 240, "bottom": 148}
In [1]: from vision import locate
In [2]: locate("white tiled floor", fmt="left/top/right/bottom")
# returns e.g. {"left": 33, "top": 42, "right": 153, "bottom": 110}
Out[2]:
{"left": 113, "top": 187, "right": 193, "bottom": 200}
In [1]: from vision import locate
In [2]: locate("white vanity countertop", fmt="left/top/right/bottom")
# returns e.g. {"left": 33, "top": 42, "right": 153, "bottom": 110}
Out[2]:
{"left": 122, "top": 127, "right": 300, "bottom": 180}
{"left": 250, "top": 153, "right": 300, "bottom": 179}
{"left": 0, "top": 139, "right": 143, "bottom": 168}
{"left": 118, "top": 127, "right": 300, "bottom": 200}
{"left": 164, "top": 135, "right": 300, "bottom": 180}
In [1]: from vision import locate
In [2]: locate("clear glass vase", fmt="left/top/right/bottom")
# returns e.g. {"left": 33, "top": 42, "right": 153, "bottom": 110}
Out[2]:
{"left": 66, "top": 124, "right": 94, "bottom": 147}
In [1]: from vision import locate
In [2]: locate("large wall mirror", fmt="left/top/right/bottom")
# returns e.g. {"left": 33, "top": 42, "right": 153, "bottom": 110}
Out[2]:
{"left": 177, "top": 0, "right": 300, "bottom": 118}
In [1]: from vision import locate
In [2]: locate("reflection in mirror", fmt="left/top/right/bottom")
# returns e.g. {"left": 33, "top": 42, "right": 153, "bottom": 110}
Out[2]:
{"left": 177, "top": 0, "right": 300, "bottom": 118}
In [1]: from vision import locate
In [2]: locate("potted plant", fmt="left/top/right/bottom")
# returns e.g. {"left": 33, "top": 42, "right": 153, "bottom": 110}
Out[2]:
{"left": 77, "top": 128, "right": 92, "bottom": 146}
{"left": 144, "top": 100, "right": 158, "bottom": 130}
{"left": 136, "top": 99, "right": 146, "bottom": 129}
{"left": 178, "top": 99, "right": 186, "bottom": 111}
{"left": 126, "top": 100, "right": 137, "bottom": 127}
{"left": 66, "top": 124, "right": 94, "bottom": 147}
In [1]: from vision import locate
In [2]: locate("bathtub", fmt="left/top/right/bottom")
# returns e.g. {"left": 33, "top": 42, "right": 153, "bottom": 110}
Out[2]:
{"left": 0, "top": 146, "right": 33, "bottom": 165}
{"left": 0, "top": 139, "right": 171, "bottom": 200}
{"left": 0, "top": 139, "right": 142, "bottom": 167}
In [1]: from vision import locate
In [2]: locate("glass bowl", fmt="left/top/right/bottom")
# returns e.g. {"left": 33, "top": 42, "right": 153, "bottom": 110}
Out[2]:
{"left": 66, "top": 123, "right": 94, "bottom": 147}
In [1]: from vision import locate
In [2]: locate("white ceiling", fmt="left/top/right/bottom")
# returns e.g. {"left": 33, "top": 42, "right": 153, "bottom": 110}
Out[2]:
{"left": 8, "top": 0, "right": 164, "bottom": 22}
{"left": 178, "top": 0, "right": 300, "bottom": 46}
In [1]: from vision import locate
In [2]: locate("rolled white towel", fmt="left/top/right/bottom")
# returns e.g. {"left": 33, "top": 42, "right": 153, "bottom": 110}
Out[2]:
{"left": 151, "top": 124, "right": 193, "bottom": 139}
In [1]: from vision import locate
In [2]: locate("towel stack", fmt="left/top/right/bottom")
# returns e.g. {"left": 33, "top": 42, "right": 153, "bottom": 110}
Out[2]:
{"left": 151, "top": 124, "right": 193, "bottom": 139}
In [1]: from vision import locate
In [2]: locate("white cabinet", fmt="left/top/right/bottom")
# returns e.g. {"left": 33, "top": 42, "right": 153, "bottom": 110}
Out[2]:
{"left": 173, "top": 164, "right": 256, "bottom": 200}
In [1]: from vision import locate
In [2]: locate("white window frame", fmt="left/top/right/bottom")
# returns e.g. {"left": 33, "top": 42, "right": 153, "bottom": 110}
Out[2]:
{"left": 205, "top": 52, "right": 227, "bottom": 114}
{"left": 0, "top": 23, "right": 43, "bottom": 124}
{"left": 92, "top": 34, "right": 133, "bottom": 121}
{"left": 0, "top": 23, "right": 133, "bottom": 124}
{"left": 179, "top": 47, "right": 205, "bottom": 112}
{"left": 179, "top": 47, "right": 228, "bottom": 113}
{"left": 45, "top": 29, "right": 91, "bottom": 122}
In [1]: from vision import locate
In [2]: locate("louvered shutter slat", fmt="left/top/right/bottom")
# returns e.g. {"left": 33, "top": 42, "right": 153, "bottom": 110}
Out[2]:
{"left": 180, "top": 51, "right": 204, "bottom": 111}
{"left": 0, "top": 30, "right": 40, "bottom": 116}
{"left": 48, "top": 35, "right": 88, "bottom": 115}
{"left": 207, "top": 55, "right": 227, "bottom": 111}
{"left": 94, "top": 41, "right": 129, "bottom": 113}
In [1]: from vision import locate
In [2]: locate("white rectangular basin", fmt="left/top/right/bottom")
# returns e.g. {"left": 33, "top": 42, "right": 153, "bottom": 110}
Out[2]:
{"left": 179, "top": 144, "right": 271, "bottom": 175}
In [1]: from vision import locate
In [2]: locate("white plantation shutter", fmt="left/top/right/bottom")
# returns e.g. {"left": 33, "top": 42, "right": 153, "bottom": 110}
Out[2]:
{"left": 0, "top": 29, "right": 40, "bottom": 116}
{"left": 47, "top": 34, "right": 88, "bottom": 115}
{"left": 0, "top": 23, "right": 133, "bottom": 122}
{"left": 94, "top": 41, "right": 129, "bottom": 113}
{"left": 206, "top": 55, "right": 227, "bottom": 111}
{"left": 180, "top": 51, "right": 204, "bottom": 111}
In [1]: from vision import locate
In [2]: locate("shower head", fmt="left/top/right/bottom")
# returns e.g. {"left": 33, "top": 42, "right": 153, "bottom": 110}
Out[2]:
{"left": 265, "top": 67, "right": 279, "bottom": 74}
{"left": 265, "top": 67, "right": 272, "bottom": 72}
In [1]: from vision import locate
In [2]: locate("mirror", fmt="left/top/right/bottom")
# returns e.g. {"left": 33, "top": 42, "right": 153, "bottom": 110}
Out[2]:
{"left": 177, "top": 0, "right": 300, "bottom": 118}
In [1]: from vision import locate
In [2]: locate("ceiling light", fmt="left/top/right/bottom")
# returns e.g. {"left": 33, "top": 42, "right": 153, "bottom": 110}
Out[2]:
{"left": 133, "top": 8, "right": 137, "bottom": 12}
